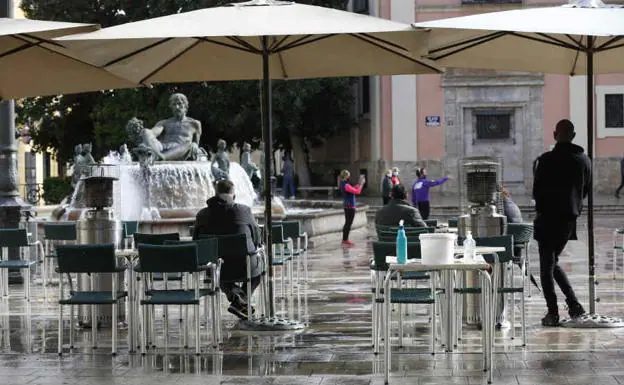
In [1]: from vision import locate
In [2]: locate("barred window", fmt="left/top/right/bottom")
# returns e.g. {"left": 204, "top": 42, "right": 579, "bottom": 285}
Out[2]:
{"left": 474, "top": 111, "right": 512, "bottom": 140}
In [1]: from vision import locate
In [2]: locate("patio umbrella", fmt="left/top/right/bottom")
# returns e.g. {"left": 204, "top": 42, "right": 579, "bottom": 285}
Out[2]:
{"left": 413, "top": 0, "right": 624, "bottom": 314}
{"left": 57, "top": 0, "right": 441, "bottom": 323}
{"left": 0, "top": 18, "right": 136, "bottom": 99}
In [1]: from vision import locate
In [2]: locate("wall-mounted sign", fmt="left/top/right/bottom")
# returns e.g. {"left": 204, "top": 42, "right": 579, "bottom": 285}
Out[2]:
{"left": 425, "top": 115, "right": 441, "bottom": 127}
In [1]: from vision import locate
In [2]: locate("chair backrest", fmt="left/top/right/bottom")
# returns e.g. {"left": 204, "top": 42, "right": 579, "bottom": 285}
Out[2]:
{"left": 448, "top": 217, "right": 458, "bottom": 228}
{"left": 0, "top": 228, "right": 28, "bottom": 247}
{"left": 56, "top": 244, "right": 117, "bottom": 273}
{"left": 424, "top": 219, "right": 438, "bottom": 228}
{"left": 506, "top": 223, "right": 533, "bottom": 244}
{"left": 137, "top": 243, "right": 199, "bottom": 273}
{"left": 123, "top": 221, "right": 139, "bottom": 238}
{"left": 165, "top": 238, "right": 219, "bottom": 265}
{"left": 379, "top": 234, "right": 423, "bottom": 243}
{"left": 280, "top": 221, "right": 301, "bottom": 240}
{"left": 474, "top": 235, "right": 514, "bottom": 263}
{"left": 271, "top": 224, "right": 286, "bottom": 244}
{"left": 198, "top": 233, "right": 248, "bottom": 259}
{"left": 44, "top": 223, "right": 77, "bottom": 241}
{"left": 134, "top": 232, "right": 180, "bottom": 245}
{"left": 372, "top": 241, "right": 422, "bottom": 271}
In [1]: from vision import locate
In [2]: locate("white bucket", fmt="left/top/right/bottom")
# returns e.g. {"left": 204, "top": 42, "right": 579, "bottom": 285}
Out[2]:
{"left": 419, "top": 233, "right": 457, "bottom": 265}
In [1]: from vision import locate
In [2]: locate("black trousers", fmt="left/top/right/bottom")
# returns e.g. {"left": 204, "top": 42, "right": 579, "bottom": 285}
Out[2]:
{"left": 343, "top": 207, "right": 356, "bottom": 241}
{"left": 382, "top": 196, "right": 390, "bottom": 205}
{"left": 538, "top": 233, "right": 581, "bottom": 314}
{"left": 617, "top": 176, "right": 624, "bottom": 196}
{"left": 417, "top": 201, "right": 431, "bottom": 220}
{"left": 221, "top": 275, "right": 262, "bottom": 305}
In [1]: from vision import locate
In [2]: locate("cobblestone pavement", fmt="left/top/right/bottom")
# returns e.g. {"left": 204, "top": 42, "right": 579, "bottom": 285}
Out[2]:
{"left": 1, "top": 216, "right": 624, "bottom": 385}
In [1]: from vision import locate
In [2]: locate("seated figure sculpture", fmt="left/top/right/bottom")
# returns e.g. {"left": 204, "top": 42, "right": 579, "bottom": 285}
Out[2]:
{"left": 128, "top": 93, "right": 207, "bottom": 162}
{"left": 240, "top": 142, "right": 261, "bottom": 188}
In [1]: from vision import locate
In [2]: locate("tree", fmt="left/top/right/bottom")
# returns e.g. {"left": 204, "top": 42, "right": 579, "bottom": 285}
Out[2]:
{"left": 18, "top": 0, "right": 354, "bottom": 186}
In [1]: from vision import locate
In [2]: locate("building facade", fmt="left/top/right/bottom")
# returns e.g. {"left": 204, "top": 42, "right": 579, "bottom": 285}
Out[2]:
{"left": 309, "top": 0, "right": 624, "bottom": 196}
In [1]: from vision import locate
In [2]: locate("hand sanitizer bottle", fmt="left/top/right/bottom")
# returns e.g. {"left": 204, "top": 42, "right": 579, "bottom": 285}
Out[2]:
{"left": 463, "top": 230, "right": 476, "bottom": 261}
{"left": 396, "top": 220, "right": 407, "bottom": 264}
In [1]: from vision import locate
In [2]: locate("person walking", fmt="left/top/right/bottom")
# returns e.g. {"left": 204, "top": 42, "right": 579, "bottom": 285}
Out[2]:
{"left": 381, "top": 169, "right": 393, "bottom": 205}
{"left": 281, "top": 152, "right": 296, "bottom": 199}
{"left": 533, "top": 119, "right": 589, "bottom": 326}
{"left": 616, "top": 155, "right": 624, "bottom": 198}
{"left": 411, "top": 167, "right": 449, "bottom": 220}
{"left": 339, "top": 170, "right": 365, "bottom": 247}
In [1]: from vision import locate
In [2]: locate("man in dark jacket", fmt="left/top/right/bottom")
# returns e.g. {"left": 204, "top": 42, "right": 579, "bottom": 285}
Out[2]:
{"left": 533, "top": 119, "right": 589, "bottom": 326}
{"left": 193, "top": 180, "right": 264, "bottom": 320}
{"left": 375, "top": 184, "right": 427, "bottom": 228}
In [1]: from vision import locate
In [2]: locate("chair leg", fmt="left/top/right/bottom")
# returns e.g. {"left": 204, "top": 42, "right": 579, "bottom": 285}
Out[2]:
{"left": 25, "top": 268, "right": 30, "bottom": 301}
{"left": 398, "top": 303, "right": 403, "bottom": 348}
{"left": 526, "top": 245, "right": 531, "bottom": 297}
{"left": 210, "top": 295, "right": 218, "bottom": 348}
{"left": 91, "top": 304, "right": 97, "bottom": 349}
{"left": 69, "top": 305, "right": 74, "bottom": 349}
{"left": 58, "top": 304, "right": 63, "bottom": 356}
{"left": 614, "top": 231, "right": 618, "bottom": 279}
{"left": 431, "top": 302, "right": 436, "bottom": 355}
{"left": 112, "top": 301, "right": 118, "bottom": 356}
{"left": 164, "top": 305, "right": 169, "bottom": 351}
{"left": 195, "top": 304, "right": 201, "bottom": 356}
{"left": 140, "top": 304, "right": 147, "bottom": 356}
{"left": 521, "top": 289, "right": 526, "bottom": 347}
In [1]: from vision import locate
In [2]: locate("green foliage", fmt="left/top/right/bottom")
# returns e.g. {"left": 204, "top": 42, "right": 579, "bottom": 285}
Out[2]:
{"left": 18, "top": 0, "right": 354, "bottom": 164}
{"left": 42, "top": 176, "right": 73, "bottom": 204}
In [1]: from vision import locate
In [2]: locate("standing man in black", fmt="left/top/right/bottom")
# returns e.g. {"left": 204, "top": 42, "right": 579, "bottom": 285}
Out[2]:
{"left": 533, "top": 119, "right": 589, "bottom": 326}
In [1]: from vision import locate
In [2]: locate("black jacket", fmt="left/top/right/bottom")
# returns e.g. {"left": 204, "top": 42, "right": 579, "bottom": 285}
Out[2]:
{"left": 533, "top": 142, "right": 591, "bottom": 221}
{"left": 374, "top": 199, "right": 427, "bottom": 228}
{"left": 193, "top": 195, "right": 263, "bottom": 280}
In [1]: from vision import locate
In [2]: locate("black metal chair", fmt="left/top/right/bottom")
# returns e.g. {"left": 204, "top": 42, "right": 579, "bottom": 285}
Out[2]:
{"left": 0, "top": 229, "right": 38, "bottom": 300}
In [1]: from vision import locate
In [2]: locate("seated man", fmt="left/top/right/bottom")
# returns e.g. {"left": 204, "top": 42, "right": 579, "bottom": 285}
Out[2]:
{"left": 193, "top": 180, "right": 264, "bottom": 320}
{"left": 375, "top": 184, "right": 427, "bottom": 228}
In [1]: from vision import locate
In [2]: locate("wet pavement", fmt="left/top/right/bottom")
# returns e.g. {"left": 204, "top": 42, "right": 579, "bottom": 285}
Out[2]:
{"left": 2, "top": 216, "right": 624, "bottom": 385}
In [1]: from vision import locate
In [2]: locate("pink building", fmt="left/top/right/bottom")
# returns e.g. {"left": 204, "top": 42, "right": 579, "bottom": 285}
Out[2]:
{"left": 309, "top": 0, "right": 624, "bottom": 196}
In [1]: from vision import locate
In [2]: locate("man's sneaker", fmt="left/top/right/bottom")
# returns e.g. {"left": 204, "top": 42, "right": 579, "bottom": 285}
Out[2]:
{"left": 567, "top": 301, "right": 586, "bottom": 319}
{"left": 227, "top": 301, "right": 252, "bottom": 321}
{"left": 342, "top": 240, "right": 354, "bottom": 247}
{"left": 541, "top": 312, "right": 560, "bottom": 327}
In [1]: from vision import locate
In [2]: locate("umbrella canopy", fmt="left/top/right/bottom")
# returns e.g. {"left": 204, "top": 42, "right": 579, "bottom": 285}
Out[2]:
{"left": 0, "top": 18, "right": 137, "bottom": 100}
{"left": 57, "top": 0, "right": 440, "bottom": 84}
{"left": 413, "top": 0, "right": 624, "bottom": 75}
{"left": 413, "top": 0, "right": 624, "bottom": 314}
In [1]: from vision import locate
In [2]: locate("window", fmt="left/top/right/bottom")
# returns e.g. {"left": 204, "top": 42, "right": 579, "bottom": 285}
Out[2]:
{"left": 597, "top": 86, "right": 624, "bottom": 138}
{"left": 474, "top": 111, "right": 512, "bottom": 140}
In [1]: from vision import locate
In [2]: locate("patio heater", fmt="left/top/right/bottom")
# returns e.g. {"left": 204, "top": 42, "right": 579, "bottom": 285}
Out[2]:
{"left": 76, "top": 164, "right": 124, "bottom": 328}
{"left": 458, "top": 156, "right": 507, "bottom": 326}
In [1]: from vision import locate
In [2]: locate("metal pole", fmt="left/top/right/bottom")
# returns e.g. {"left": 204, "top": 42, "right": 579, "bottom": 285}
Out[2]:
{"left": 261, "top": 36, "right": 275, "bottom": 317}
{"left": 586, "top": 37, "right": 596, "bottom": 314}
{"left": 0, "top": 0, "right": 26, "bottom": 284}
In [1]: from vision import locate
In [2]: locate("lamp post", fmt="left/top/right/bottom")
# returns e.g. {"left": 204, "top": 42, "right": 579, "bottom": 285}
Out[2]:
{"left": 0, "top": 0, "right": 26, "bottom": 284}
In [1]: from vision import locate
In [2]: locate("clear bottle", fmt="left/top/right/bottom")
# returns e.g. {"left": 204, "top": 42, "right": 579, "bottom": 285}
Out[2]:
{"left": 396, "top": 219, "right": 407, "bottom": 264}
{"left": 463, "top": 230, "right": 476, "bottom": 261}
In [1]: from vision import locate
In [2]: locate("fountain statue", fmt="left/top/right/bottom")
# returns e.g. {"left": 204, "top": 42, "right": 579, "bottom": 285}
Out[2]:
{"left": 71, "top": 143, "right": 96, "bottom": 187}
{"left": 240, "top": 142, "right": 261, "bottom": 189}
{"left": 129, "top": 93, "right": 208, "bottom": 163}
{"left": 211, "top": 138, "right": 230, "bottom": 181}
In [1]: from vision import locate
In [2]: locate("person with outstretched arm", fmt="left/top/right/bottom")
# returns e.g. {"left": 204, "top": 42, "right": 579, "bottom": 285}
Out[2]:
{"left": 411, "top": 167, "right": 449, "bottom": 220}
{"left": 339, "top": 169, "right": 365, "bottom": 247}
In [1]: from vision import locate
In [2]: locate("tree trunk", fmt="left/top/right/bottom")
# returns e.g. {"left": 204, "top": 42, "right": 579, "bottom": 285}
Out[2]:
{"left": 290, "top": 131, "right": 311, "bottom": 188}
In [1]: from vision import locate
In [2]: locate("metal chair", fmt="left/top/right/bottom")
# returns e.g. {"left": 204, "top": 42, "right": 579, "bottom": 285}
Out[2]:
{"left": 507, "top": 223, "right": 534, "bottom": 296}
{"left": 123, "top": 221, "right": 139, "bottom": 250}
{"left": 278, "top": 220, "right": 308, "bottom": 283}
{"left": 371, "top": 241, "right": 440, "bottom": 354}
{"left": 56, "top": 244, "right": 127, "bottom": 356}
{"left": 424, "top": 219, "right": 438, "bottom": 228}
{"left": 43, "top": 222, "right": 77, "bottom": 289}
{"left": 137, "top": 243, "right": 207, "bottom": 355}
{"left": 0, "top": 229, "right": 38, "bottom": 300}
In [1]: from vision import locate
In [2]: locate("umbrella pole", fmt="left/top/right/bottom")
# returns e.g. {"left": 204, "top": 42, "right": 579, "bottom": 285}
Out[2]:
{"left": 586, "top": 39, "right": 596, "bottom": 314}
{"left": 261, "top": 36, "right": 275, "bottom": 318}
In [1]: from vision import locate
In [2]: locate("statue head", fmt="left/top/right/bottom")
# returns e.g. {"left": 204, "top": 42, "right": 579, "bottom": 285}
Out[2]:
{"left": 74, "top": 144, "right": 83, "bottom": 156}
{"left": 243, "top": 142, "right": 251, "bottom": 152}
{"left": 169, "top": 93, "right": 189, "bottom": 119}
{"left": 125, "top": 117, "right": 144, "bottom": 144}
{"left": 217, "top": 139, "right": 227, "bottom": 151}
{"left": 82, "top": 143, "right": 92, "bottom": 154}
{"left": 119, "top": 144, "right": 128, "bottom": 153}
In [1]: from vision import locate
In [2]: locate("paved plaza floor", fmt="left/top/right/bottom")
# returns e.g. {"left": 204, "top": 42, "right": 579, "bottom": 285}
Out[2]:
{"left": 2, "top": 215, "right": 624, "bottom": 385}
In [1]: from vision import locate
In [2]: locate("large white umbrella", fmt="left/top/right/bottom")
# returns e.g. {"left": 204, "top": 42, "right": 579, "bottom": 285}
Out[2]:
{"left": 0, "top": 18, "right": 136, "bottom": 99}
{"left": 413, "top": 0, "right": 624, "bottom": 314}
{"left": 58, "top": 0, "right": 441, "bottom": 322}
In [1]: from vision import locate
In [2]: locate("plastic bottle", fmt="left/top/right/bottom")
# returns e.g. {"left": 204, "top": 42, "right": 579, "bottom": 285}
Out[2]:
{"left": 396, "top": 219, "right": 407, "bottom": 264}
{"left": 463, "top": 230, "right": 476, "bottom": 261}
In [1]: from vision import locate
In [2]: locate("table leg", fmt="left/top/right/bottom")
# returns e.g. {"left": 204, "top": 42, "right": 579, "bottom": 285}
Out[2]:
{"left": 479, "top": 270, "right": 494, "bottom": 384}
{"left": 384, "top": 271, "right": 392, "bottom": 385}
{"left": 445, "top": 270, "right": 454, "bottom": 352}
{"left": 128, "top": 267, "right": 135, "bottom": 353}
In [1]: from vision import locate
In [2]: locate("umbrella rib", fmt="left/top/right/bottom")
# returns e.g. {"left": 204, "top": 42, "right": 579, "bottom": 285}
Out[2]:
{"left": 513, "top": 32, "right": 581, "bottom": 51}
{"left": 139, "top": 39, "right": 202, "bottom": 84}
{"left": 226, "top": 36, "right": 262, "bottom": 53}
{"left": 0, "top": 41, "right": 37, "bottom": 59}
{"left": 360, "top": 33, "right": 407, "bottom": 52}
{"left": 595, "top": 40, "right": 624, "bottom": 52}
{"left": 270, "top": 35, "right": 291, "bottom": 51}
{"left": 429, "top": 32, "right": 507, "bottom": 60}
{"left": 19, "top": 33, "right": 66, "bottom": 49}
{"left": 104, "top": 38, "right": 174, "bottom": 68}
{"left": 350, "top": 33, "right": 440, "bottom": 73}
{"left": 196, "top": 37, "right": 258, "bottom": 53}
{"left": 564, "top": 34, "right": 585, "bottom": 50}
{"left": 428, "top": 31, "right": 506, "bottom": 55}
{"left": 596, "top": 36, "right": 624, "bottom": 51}
{"left": 273, "top": 34, "right": 333, "bottom": 53}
